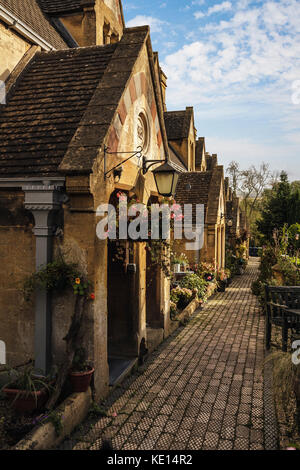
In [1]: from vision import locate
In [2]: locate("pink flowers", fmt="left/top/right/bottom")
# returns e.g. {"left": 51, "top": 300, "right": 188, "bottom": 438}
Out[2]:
{"left": 117, "top": 191, "right": 127, "bottom": 202}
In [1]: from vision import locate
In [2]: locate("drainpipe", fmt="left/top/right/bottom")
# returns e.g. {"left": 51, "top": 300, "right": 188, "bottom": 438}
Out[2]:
{"left": 23, "top": 183, "right": 62, "bottom": 375}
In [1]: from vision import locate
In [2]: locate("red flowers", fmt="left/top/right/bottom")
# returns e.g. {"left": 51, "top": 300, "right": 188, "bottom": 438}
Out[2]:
{"left": 90, "top": 293, "right": 95, "bottom": 300}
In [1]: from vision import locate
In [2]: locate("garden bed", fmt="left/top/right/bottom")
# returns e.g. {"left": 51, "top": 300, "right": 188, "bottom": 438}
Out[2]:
{"left": 0, "top": 389, "right": 92, "bottom": 450}
{"left": 268, "top": 326, "right": 300, "bottom": 450}
{"left": 0, "top": 396, "right": 43, "bottom": 449}
{"left": 169, "top": 281, "right": 218, "bottom": 335}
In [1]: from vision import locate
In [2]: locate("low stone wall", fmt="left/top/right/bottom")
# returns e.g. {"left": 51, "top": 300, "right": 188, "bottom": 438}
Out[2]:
{"left": 168, "top": 282, "right": 217, "bottom": 336}
{"left": 14, "top": 389, "right": 92, "bottom": 450}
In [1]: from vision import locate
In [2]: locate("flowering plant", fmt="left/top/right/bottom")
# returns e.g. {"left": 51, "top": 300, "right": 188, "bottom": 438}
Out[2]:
{"left": 170, "top": 286, "right": 193, "bottom": 310}
{"left": 179, "top": 274, "right": 207, "bottom": 300}
{"left": 216, "top": 269, "right": 228, "bottom": 281}
{"left": 23, "top": 259, "right": 94, "bottom": 301}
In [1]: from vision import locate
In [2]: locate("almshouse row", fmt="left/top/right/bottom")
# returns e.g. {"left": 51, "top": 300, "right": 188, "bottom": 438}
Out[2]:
{"left": 0, "top": 0, "right": 249, "bottom": 399}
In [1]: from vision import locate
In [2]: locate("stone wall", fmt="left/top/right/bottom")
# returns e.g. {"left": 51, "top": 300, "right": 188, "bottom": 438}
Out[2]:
{"left": 0, "top": 21, "right": 30, "bottom": 82}
{"left": 0, "top": 190, "right": 35, "bottom": 366}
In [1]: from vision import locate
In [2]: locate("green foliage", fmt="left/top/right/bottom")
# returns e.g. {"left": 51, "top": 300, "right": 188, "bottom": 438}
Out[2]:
{"left": 179, "top": 274, "right": 207, "bottom": 300}
{"left": 251, "top": 279, "right": 264, "bottom": 297}
{"left": 277, "top": 257, "right": 300, "bottom": 286}
{"left": 257, "top": 172, "right": 300, "bottom": 242}
{"left": 170, "top": 286, "right": 193, "bottom": 310}
{"left": 1, "top": 365, "right": 53, "bottom": 405}
{"left": 44, "top": 412, "right": 64, "bottom": 437}
{"left": 264, "top": 351, "right": 298, "bottom": 414}
{"left": 88, "top": 402, "right": 108, "bottom": 418}
{"left": 147, "top": 239, "right": 172, "bottom": 279}
{"left": 259, "top": 244, "right": 277, "bottom": 281}
{"left": 23, "top": 259, "right": 83, "bottom": 301}
{"left": 288, "top": 224, "right": 300, "bottom": 253}
{"left": 170, "top": 301, "right": 178, "bottom": 320}
{"left": 71, "top": 348, "right": 90, "bottom": 372}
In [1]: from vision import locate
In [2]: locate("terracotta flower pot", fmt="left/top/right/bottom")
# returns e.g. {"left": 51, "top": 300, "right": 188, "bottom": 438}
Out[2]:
{"left": 3, "top": 387, "right": 49, "bottom": 414}
{"left": 69, "top": 367, "right": 95, "bottom": 393}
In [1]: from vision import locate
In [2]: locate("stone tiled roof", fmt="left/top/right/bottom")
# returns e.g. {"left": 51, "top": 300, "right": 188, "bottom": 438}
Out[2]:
{"left": 0, "top": 44, "right": 117, "bottom": 177}
{"left": 175, "top": 172, "right": 213, "bottom": 223}
{"left": 0, "top": 27, "right": 150, "bottom": 177}
{"left": 164, "top": 108, "right": 193, "bottom": 141}
{"left": 38, "top": 0, "right": 83, "bottom": 15}
{"left": 0, "top": 0, "right": 70, "bottom": 49}
{"left": 169, "top": 144, "right": 187, "bottom": 172}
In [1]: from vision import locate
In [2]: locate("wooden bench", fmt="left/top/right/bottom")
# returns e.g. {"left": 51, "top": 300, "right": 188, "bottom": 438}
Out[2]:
{"left": 265, "top": 286, "right": 300, "bottom": 352}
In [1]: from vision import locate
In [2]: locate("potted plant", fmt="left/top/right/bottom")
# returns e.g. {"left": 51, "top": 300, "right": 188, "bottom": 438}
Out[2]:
{"left": 217, "top": 269, "right": 228, "bottom": 292}
{"left": 1, "top": 365, "right": 53, "bottom": 414}
{"left": 172, "top": 255, "right": 182, "bottom": 274}
{"left": 69, "top": 348, "right": 94, "bottom": 393}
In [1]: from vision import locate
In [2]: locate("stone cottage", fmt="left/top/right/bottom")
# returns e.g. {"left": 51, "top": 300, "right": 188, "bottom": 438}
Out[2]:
{"left": 0, "top": 0, "right": 176, "bottom": 399}
{"left": 175, "top": 155, "right": 226, "bottom": 270}
{"left": 163, "top": 107, "right": 226, "bottom": 270}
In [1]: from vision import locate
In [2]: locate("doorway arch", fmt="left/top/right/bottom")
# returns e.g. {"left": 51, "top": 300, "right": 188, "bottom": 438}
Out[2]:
{"left": 107, "top": 190, "right": 139, "bottom": 385}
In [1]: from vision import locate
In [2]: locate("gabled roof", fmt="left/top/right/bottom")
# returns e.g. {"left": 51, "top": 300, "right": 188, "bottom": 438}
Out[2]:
{"left": 0, "top": 44, "right": 117, "bottom": 176}
{"left": 0, "top": 0, "right": 71, "bottom": 49}
{"left": 175, "top": 172, "right": 213, "bottom": 224}
{"left": 38, "top": 0, "right": 83, "bottom": 15}
{"left": 164, "top": 107, "right": 193, "bottom": 141}
{"left": 38, "top": 0, "right": 126, "bottom": 28}
{"left": 169, "top": 144, "right": 187, "bottom": 172}
{"left": 206, "top": 166, "right": 224, "bottom": 225}
{"left": 175, "top": 166, "right": 225, "bottom": 225}
{"left": 0, "top": 27, "right": 151, "bottom": 177}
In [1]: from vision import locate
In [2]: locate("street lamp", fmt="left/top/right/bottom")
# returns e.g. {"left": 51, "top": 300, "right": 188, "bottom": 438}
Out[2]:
{"left": 104, "top": 146, "right": 180, "bottom": 198}
{"left": 143, "top": 159, "right": 180, "bottom": 198}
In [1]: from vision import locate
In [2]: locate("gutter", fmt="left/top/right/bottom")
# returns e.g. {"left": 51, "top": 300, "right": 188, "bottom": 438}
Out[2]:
{"left": 0, "top": 5, "right": 56, "bottom": 51}
{"left": 0, "top": 177, "right": 65, "bottom": 188}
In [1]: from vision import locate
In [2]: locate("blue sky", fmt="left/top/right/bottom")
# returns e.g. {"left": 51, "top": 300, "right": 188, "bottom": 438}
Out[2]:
{"left": 124, "top": 0, "right": 300, "bottom": 181}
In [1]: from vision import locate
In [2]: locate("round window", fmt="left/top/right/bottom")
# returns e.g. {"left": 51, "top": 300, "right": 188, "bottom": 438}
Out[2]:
{"left": 137, "top": 113, "right": 149, "bottom": 152}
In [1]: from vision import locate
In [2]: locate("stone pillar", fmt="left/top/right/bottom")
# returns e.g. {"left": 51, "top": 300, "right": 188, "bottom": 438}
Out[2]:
{"left": 23, "top": 184, "right": 62, "bottom": 374}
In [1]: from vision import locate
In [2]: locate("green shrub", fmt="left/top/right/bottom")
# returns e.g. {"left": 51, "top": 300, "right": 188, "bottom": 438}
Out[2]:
{"left": 259, "top": 244, "right": 278, "bottom": 282}
{"left": 251, "top": 279, "right": 263, "bottom": 297}
{"left": 277, "top": 257, "right": 300, "bottom": 286}
{"left": 170, "top": 301, "right": 178, "bottom": 319}
{"left": 170, "top": 286, "right": 193, "bottom": 310}
{"left": 179, "top": 274, "right": 207, "bottom": 300}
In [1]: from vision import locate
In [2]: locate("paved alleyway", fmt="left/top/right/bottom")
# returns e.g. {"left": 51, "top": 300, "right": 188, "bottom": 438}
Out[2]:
{"left": 60, "top": 258, "right": 278, "bottom": 451}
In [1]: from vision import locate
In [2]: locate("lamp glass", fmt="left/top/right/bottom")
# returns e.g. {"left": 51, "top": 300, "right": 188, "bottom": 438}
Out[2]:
{"left": 154, "top": 171, "right": 175, "bottom": 197}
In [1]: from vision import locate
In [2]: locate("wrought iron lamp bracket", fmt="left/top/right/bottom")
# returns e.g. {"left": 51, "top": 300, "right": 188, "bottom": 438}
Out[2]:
{"left": 103, "top": 145, "right": 143, "bottom": 180}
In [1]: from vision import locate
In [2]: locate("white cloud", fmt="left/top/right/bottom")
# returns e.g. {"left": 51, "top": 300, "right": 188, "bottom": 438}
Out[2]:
{"left": 194, "top": 1, "right": 232, "bottom": 19}
{"left": 162, "top": 0, "right": 300, "bottom": 176}
{"left": 126, "top": 15, "right": 167, "bottom": 33}
{"left": 207, "top": 1, "right": 232, "bottom": 15}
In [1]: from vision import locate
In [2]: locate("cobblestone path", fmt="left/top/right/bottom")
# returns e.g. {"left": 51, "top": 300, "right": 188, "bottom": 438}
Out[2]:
{"left": 60, "top": 258, "right": 278, "bottom": 451}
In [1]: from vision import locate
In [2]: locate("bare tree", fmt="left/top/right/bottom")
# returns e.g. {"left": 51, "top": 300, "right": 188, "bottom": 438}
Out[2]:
{"left": 226, "top": 161, "right": 274, "bottom": 220}
{"left": 226, "top": 161, "right": 240, "bottom": 194}
{"left": 240, "top": 163, "right": 272, "bottom": 219}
